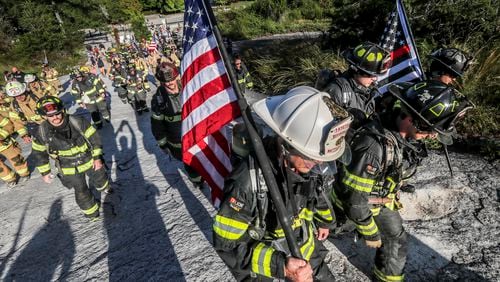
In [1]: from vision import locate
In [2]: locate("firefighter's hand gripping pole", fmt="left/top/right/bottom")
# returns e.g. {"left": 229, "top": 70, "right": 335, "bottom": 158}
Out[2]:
{"left": 201, "top": 0, "right": 303, "bottom": 259}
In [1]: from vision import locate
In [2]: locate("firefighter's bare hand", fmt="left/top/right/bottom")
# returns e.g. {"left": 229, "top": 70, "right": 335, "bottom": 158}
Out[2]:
{"left": 93, "top": 159, "right": 103, "bottom": 171}
{"left": 284, "top": 257, "right": 313, "bottom": 282}
{"left": 316, "top": 227, "right": 329, "bottom": 241}
{"left": 415, "top": 131, "right": 437, "bottom": 140}
{"left": 365, "top": 239, "right": 382, "bottom": 249}
{"left": 42, "top": 174, "right": 54, "bottom": 184}
{"left": 22, "top": 135, "right": 31, "bottom": 144}
{"left": 79, "top": 103, "right": 86, "bottom": 109}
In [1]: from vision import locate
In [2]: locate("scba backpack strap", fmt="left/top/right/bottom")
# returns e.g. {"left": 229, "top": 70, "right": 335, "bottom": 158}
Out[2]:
{"left": 315, "top": 69, "right": 353, "bottom": 108}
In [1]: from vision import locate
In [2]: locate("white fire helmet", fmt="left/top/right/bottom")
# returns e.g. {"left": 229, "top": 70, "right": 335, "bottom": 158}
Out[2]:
{"left": 5, "top": 81, "right": 27, "bottom": 97}
{"left": 252, "top": 86, "right": 353, "bottom": 162}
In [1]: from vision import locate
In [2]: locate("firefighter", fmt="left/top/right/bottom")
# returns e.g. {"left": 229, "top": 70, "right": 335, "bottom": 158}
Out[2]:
{"left": 331, "top": 80, "right": 473, "bottom": 282}
{"left": 31, "top": 96, "right": 110, "bottom": 220}
{"left": 40, "top": 63, "right": 62, "bottom": 91}
{"left": 150, "top": 63, "right": 201, "bottom": 185}
{"left": 233, "top": 55, "right": 253, "bottom": 92}
{"left": 10, "top": 67, "right": 25, "bottom": 83}
{"left": 71, "top": 70, "right": 110, "bottom": 129}
{"left": 24, "top": 73, "right": 58, "bottom": 97}
{"left": 214, "top": 86, "right": 353, "bottom": 281}
{"left": 428, "top": 48, "right": 471, "bottom": 85}
{"left": 109, "top": 61, "right": 129, "bottom": 104}
{"left": 0, "top": 97, "right": 30, "bottom": 187}
{"left": 126, "top": 67, "right": 149, "bottom": 114}
{"left": 317, "top": 42, "right": 391, "bottom": 128}
{"left": 5, "top": 80, "right": 45, "bottom": 142}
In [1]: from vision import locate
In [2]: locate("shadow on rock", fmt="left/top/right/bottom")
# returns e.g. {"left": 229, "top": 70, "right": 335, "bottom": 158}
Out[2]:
{"left": 5, "top": 198, "right": 75, "bottom": 282}
{"left": 133, "top": 109, "right": 214, "bottom": 243}
{"left": 102, "top": 120, "right": 185, "bottom": 281}
{"left": 329, "top": 232, "right": 485, "bottom": 281}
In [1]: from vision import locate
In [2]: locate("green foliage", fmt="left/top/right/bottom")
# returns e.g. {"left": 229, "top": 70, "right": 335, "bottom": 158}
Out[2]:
{"left": 138, "top": 0, "right": 184, "bottom": 13}
{"left": 217, "top": 1, "right": 331, "bottom": 40}
{"left": 252, "top": 0, "right": 287, "bottom": 21}
{"left": 242, "top": 43, "right": 346, "bottom": 94}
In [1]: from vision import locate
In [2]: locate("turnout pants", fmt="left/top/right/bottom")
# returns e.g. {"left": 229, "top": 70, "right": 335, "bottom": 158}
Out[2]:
{"left": 86, "top": 100, "right": 110, "bottom": 127}
{"left": 128, "top": 90, "right": 148, "bottom": 112}
{"left": 47, "top": 78, "right": 61, "bottom": 91}
{"left": 59, "top": 166, "right": 109, "bottom": 218}
{"left": 373, "top": 207, "right": 408, "bottom": 281}
{"left": 0, "top": 144, "right": 29, "bottom": 183}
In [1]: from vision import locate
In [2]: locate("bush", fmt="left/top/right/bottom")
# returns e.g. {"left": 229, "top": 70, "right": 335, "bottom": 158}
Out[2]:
{"left": 242, "top": 42, "right": 345, "bottom": 94}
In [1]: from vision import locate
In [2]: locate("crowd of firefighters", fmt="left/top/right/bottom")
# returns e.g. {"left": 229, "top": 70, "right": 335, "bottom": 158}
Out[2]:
{"left": 0, "top": 31, "right": 474, "bottom": 281}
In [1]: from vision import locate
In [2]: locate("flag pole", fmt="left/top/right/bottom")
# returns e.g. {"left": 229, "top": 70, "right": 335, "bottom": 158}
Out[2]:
{"left": 399, "top": 0, "right": 425, "bottom": 80}
{"left": 200, "top": 0, "right": 303, "bottom": 259}
{"left": 400, "top": 0, "right": 455, "bottom": 177}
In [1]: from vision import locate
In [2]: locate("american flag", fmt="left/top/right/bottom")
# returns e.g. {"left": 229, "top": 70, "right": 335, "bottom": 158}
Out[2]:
{"left": 181, "top": 0, "right": 241, "bottom": 206}
{"left": 148, "top": 40, "right": 158, "bottom": 52}
{"left": 377, "top": 0, "right": 424, "bottom": 94}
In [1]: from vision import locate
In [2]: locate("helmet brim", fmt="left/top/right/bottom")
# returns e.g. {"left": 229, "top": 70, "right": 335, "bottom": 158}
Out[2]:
{"left": 388, "top": 83, "right": 453, "bottom": 143}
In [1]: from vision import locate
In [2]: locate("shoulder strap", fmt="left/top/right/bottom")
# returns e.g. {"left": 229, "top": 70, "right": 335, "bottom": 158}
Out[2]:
{"left": 68, "top": 116, "right": 93, "bottom": 149}
{"left": 334, "top": 77, "right": 354, "bottom": 108}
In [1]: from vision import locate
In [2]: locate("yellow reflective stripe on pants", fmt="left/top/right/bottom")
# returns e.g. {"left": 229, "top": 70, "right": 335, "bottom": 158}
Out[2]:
{"left": 0, "top": 117, "right": 9, "bottom": 127}
{"left": 84, "top": 126, "right": 96, "bottom": 138}
{"left": 0, "top": 128, "right": 9, "bottom": 139}
{"left": 166, "top": 140, "right": 182, "bottom": 149}
{"left": 157, "top": 137, "right": 167, "bottom": 146}
{"left": 342, "top": 168, "right": 375, "bottom": 193}
{"left": 251, "top": 243, "right": 274, "bottom": 278}
{"left": 61, "top": 159, "right": 93, "bottom": 175}
{"left": 152, "top": 113, "right": 164, "bottom": 120}
{"left": 298, "top": 208, "right": 314, "bottom": 221}
{"left": 32, "top": 140, "right": 47, "bottom": 151}
{"left": 374, "top": 267, "right": 404, "bottom": 282}
{"left": 37, "top": 163, "right": 51, "bottom": 174}
{"left": 356, "top": 217, "right": 379, "bottom": 236}
{"left": 213, "top": 214, "right": 249, "bottom": 240}
{"left": 165, "top": 115, "right": 181, "bottom": 122}
{"left": 92, "top": 148, "right": 103, "bottom": 157}
{"left": 331, "top": 189, "right": 344, "bottom": 210}
{"left": 96, "top": 180, "right": 109, "bottom": 191}
{"left": 1, "top": 171, "right": 15, "bottom": 181}
{"left": 300, "top": 224, "right": 316, "bottom": 261}
{"left": 314, "top": 209, "right": 333, "bottom": 222}
{"left": 371, "top": 207, "right": 381, "bottom": 216}
{"left": 16, "top": 167, "right": 29, "bottom": 175}
{"left": 273, "top": 217, "right": 303, "bottom": 238}
{"left": 82, "top": 203, "right": 99, "bottom": 215}
{"left": 58, "top": 143, "right": 89, "bottom": 156}
{"left": 17, "top": 128, "right": 27, "bottom": 136}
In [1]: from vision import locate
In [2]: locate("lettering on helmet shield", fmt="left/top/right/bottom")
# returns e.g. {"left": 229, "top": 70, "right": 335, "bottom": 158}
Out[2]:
{"left": 325, "top": 118, "right": 351, "bottom": 154}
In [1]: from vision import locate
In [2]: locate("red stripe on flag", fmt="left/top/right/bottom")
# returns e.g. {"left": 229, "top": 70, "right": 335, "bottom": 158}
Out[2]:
{"left": 183, "top": 101, "right": 240, "bottom": 149}
{"left": 183, "top": 150, "right": 225, "bottom": 204}
{"left": 181, "top": 48, "right": 221, "bottom": 84}
{"left": 391, "top": 45, "right": 410, "bottom": 61}
{"left": 197, "top": 138, "right": 230, "bottom": 177}
{"left": 181, "top": 74, "right": 231, "bottom": 118}
{"left": 212, "top": 130, "right": 231, "bottom": 157}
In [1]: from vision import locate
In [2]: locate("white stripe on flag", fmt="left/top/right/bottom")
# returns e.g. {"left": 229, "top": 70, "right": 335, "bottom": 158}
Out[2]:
{"left": 188, "top": 144, "right": 225, "bottom": 189}
{"left": 378, "top": 57, "right": 420, "bottom": 81}
{"left": 182, "top": 88, "right": 237, "bottom": 135}
{"left": 379, "top": 71, "right": 421, "bottom": 94}
{"left": 181, "top": 35, "right": 218, "bottom": 74}
{"left": 182, "top": 60, "right": 227, "bottom": 102}
{"left": 205, "top": 134, "right": 232, "bottom": 172}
